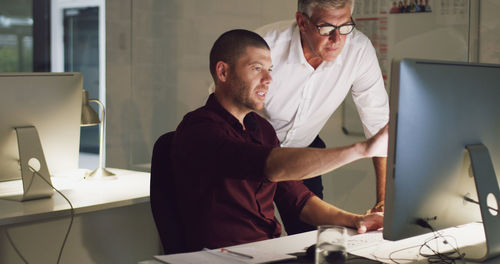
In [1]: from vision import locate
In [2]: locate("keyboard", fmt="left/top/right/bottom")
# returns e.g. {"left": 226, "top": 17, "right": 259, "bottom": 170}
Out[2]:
{"left": 347, "top": 231, "right": 385, "bottom": 251}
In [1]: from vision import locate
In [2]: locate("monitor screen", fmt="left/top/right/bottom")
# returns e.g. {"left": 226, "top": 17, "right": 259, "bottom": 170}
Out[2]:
{"left": 383, "top": 59, "right": 500, "bottom": 241}
{"left": 0, "top": 73, "right": 82, "bottom": 186}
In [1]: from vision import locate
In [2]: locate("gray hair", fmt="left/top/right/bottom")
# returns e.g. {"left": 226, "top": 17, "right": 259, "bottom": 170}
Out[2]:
{"left": 298, "top": 0, "right": 355, "bottom": 16}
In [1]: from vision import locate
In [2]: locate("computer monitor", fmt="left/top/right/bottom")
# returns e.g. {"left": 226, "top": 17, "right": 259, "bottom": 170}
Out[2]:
{"left": 0, "top": 73, "right": 82, "bottom": 201}
{"left": 384, "top": 59, "right": 500, "bottom": 260}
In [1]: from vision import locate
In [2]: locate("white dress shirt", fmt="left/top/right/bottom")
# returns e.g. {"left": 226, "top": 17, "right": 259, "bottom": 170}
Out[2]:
{"left": 255, "top": 20, "right": 389, "bottom": 148}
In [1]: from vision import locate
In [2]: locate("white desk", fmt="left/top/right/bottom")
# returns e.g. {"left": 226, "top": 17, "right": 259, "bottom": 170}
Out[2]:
{"left": 0, "top": 168, "right": 161, "bottom": 264}
{"left": 150, "top": 223, "right": 500, "bottom": 264}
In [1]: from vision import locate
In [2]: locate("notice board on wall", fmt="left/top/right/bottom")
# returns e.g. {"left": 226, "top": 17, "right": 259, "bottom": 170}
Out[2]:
{"left": 343, "top": 0, "right": 473, "bottom": 136}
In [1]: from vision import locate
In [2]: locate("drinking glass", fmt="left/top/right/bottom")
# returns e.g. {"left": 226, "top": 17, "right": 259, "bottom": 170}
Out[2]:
{"left": 315, "top": 225, "right": 347, "bottom": 264}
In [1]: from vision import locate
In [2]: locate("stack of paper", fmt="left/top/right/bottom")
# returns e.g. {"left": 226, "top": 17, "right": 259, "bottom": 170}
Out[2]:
{"left": 154, "top": 247, "right": 297, "bottom": 264}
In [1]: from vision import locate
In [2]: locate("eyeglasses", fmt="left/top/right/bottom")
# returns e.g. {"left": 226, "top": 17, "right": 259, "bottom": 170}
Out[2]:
{"left": 303, "top": 13, "right": 356, "bottom": 36}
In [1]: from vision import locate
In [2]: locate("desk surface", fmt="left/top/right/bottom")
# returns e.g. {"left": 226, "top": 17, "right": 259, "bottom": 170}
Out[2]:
{"left": 150, "top": 223, "right": 500, "bottom": 264}
{"left": 0, "top": 168, "right": 150, "bottom": 226}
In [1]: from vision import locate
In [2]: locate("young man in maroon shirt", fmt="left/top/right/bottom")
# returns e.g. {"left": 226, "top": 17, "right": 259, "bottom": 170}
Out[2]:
{"left": 170, "top": 29, "right": 387, "bottom": 251}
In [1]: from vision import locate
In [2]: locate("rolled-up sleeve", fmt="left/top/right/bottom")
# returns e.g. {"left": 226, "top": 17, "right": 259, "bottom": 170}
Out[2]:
{"left": 351, "top": 38, "right": 389, "bottom": 138}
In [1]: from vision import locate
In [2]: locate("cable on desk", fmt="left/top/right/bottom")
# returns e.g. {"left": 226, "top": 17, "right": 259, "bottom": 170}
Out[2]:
{"left": 23, "top": 171, "right": 36, "bottom": 196}
{"left": 384, "top": 219, "right": 468, "bottom": 264}
{"left": 418, "top": 234, "right": 464, "bottom": 263}
{"left": 5, "top": 167, "right": 75, "bottom": 264}
{"left": 386, "top": 243, "right": 422, "bottom": 264}
{"left": 463, "top": 196, "right": 498, "bottom": 213}
{"left": 416, "top": 218, "right": 466, "bottom": 264}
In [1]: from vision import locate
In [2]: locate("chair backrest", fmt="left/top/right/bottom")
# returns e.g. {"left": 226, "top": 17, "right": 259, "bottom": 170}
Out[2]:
{"left": 150, "top": 131, "right": 187, "bottom": 254}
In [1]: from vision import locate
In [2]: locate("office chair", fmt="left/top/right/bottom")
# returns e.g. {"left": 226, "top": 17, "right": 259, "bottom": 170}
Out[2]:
{"left": 150, "top": 131, "right": 187, "bottom": 254}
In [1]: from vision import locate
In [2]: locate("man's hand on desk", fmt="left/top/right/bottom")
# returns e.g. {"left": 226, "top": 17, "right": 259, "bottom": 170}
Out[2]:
{"left": 366, "top": 200, "right": 384, "bottom": 214}
{"left": 355, "top": 212, "right": 383, "bottom": 234}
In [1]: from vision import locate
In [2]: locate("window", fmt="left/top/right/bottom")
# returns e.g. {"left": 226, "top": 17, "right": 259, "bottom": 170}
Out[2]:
{"left": 0, "top": 0, "right": 106, "bottom": 168}
{"left": 51, "top": 0, "right": 106, "bottom": 164}
{"left": 0, "top": 0, "right": 34, "bottom": 72}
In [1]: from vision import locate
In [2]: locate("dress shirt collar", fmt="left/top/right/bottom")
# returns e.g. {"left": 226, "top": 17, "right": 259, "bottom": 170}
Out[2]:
{"left": 205, "top": 93, "right": 259, "bottom": 133}
{"left": 287, "top": 23, "right": 353, "bottom": 69}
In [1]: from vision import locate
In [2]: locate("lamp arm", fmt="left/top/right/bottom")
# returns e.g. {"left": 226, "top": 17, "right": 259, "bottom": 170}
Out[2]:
{"left": 89, "top": 99, "right": 105, "bottom": 169}
{"left": 89, "top": 99, "right": 105, "bottom": 123}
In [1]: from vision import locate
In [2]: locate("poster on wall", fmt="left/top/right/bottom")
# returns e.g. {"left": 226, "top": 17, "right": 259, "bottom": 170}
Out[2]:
{"left": 342, "top": 0, "right": 470, "bottom": 135}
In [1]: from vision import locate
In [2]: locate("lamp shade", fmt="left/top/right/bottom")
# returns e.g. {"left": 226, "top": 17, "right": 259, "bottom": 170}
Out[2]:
{"left": 81, "top": 90, "right": 100, "bottom": 126}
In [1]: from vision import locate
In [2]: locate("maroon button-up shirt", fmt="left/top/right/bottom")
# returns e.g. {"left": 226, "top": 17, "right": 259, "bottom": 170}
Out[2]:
{"left": 171, "top": 94, "right": 314, "bottom": 251}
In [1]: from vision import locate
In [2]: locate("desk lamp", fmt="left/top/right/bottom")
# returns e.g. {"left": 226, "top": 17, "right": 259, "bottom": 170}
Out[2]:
{"left": 81, "top": 90, "right": 116, "bottom": 179}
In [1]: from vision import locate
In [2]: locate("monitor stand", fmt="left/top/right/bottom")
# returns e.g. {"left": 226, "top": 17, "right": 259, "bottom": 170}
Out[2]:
{"left": 1, "top": 126, "right": 54, "bottom": 201}
{"left": 466, "top": 144, "right": 500, "bottom": 261}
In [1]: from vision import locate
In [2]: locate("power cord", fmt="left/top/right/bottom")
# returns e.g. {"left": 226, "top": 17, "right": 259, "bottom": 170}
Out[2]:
{"left": 463, "top": 196, "right": 498, "bottom": 213}
{"left": 387, "top": 243, "right": 423, "bottom": 264}
{"left": 385, "top": 219, "right": 467, "bottom": 264}
{"left": 4, "top": 228, "right": 29, "bottom": 264}
{"left": 416, "top": 218, "right": 466, "bottom": 264}
{"left": 5, "top": 167, "right": 75, "bottom": 264}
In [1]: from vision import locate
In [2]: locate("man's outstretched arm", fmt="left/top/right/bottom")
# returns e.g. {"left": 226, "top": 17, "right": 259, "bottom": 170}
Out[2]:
{"left": 264, "top": 124, "right": 388, "bottom": 183}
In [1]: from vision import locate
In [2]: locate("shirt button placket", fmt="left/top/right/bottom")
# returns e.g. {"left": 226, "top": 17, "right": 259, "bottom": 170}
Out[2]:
{"left": 297, "top": 75, "right": 312, "bottom": 122}
{"left": 285, "top": 68, "right": 313, "bottom": 146}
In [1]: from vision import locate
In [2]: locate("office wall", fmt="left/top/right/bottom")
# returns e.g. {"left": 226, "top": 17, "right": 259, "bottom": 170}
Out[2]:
{"left": 479, "top": 0, "right": 500, "bottom": 64}
{"left": 106, "top": 0, "right": 389, "bottom": 214}
{"left": 106, "top": 0, "right": 297, "bottom": 169}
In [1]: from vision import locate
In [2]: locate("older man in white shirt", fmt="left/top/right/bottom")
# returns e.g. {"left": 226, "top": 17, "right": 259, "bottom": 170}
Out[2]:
{"left": 255, "top": 0, "right": 389, "bottom": 235}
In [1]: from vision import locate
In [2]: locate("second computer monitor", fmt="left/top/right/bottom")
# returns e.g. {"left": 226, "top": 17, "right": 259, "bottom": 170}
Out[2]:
{"left": 0, "top": 73, "right": 82, "bottom": 200}
{"left": 384, "top": 59, "right": 500, "bottom": 243}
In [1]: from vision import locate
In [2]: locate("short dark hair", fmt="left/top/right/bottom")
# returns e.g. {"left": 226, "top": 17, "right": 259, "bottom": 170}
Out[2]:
{"left": 209, "top": 29, "right": 270, "bottom": 83}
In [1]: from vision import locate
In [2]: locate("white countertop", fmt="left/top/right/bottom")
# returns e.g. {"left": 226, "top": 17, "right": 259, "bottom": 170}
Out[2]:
{"left": 0, "top": 168, "right": 150, "bottom": 226}
{"left": 151, "top": 223, "right": 500, "bottom": 264}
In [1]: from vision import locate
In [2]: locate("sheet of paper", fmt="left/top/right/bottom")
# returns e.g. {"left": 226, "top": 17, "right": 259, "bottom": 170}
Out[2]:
{"left": 155, "top": 250, "right": 235, "bottom": 264}
{"left": 154, "top": 247, "right": 297, "bottom": 264}
{"left": 348, "top": 223, "right": 487, "bottom": 263}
